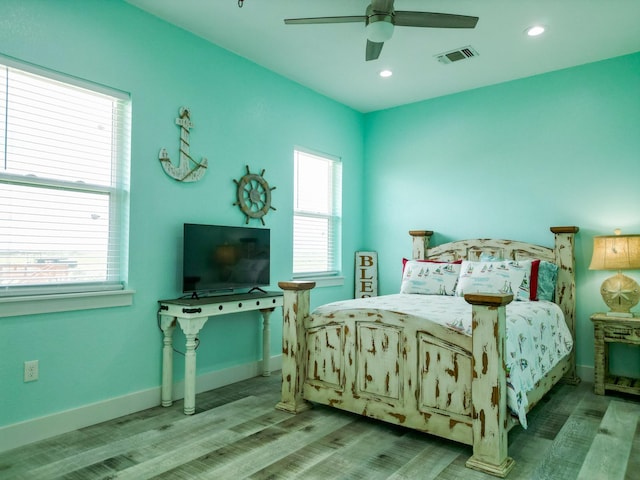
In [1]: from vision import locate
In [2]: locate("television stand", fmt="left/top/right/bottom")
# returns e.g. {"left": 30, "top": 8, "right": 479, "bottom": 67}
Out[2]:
{"left": 248, "top": 286, "right": 267, "bottom": 294}
{"left": 158, "top": 291, "right": 283, "bottom": 415}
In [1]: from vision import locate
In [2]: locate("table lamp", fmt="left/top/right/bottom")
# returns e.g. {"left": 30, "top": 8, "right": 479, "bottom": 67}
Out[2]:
{"left": 589, "top": 230, "right": 640, "bottom": 317}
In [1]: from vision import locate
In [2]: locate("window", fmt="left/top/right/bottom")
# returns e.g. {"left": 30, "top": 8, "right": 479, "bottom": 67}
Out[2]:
{"left": 293, "top": 149, "right": 342, "bottom": 280}
{"left": 0, "top": 57, "right": 131, "bottom": 300}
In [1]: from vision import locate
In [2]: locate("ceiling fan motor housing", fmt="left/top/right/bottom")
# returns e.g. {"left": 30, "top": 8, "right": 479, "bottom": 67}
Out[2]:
{"left": 366, "top": 8, "right": 395, "bottom": 43}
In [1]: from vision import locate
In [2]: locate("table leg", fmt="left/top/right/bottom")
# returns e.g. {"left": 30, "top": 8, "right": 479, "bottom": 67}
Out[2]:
{"left": 260, "top": 308, "right": 274, "bottom": 376}
{"left": 159, "top": 315, "right": 176, "bottom": 407}
{"left": 593, "top": 323, "right": 605, "bottom": 395}
{"left": 176, "top": 316, "right": 208, "bottom": 415}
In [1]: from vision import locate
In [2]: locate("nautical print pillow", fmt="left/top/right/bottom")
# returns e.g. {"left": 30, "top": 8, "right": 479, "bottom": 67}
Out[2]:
{"left": 400, "top": 260, "right": 461, "bottom": 296}
{"left": 401, "top": 257, "right": 462, "bottom": 272}
{"left": 455, "top": 259, "right": 535, "bottom": 301}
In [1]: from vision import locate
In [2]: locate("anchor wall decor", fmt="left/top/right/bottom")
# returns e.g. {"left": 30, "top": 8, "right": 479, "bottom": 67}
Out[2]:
{"left": 159, "top": 107, "right": 208, "bottom": 182}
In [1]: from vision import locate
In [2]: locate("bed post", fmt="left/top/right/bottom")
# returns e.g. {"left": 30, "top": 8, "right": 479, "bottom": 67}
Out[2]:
{"left": 551, "top": 226, "right": 580, "bottom": 385}
{"left": 409, "top": 230, "right": 434, "bottom": 260}
{"left": 465, "top": 293, "right": 515, "bottom": 478}
{"left": 276, "top": 281, "right": 315, "bottom": 414}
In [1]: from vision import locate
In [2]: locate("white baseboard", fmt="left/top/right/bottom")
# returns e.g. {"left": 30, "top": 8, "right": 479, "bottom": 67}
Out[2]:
{"left": 0, "top": 355, "right": 282, "bottom": 454}
{"left": 577, "top": 364, "right": 594, "bottom": 384}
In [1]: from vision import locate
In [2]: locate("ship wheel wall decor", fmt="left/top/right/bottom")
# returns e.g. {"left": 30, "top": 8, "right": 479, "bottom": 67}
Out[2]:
{"left": 158, "top": 107, "right": 208, "bottom": 182}
{"left": 233, "top": 165, "right": 276, "bottom": 225}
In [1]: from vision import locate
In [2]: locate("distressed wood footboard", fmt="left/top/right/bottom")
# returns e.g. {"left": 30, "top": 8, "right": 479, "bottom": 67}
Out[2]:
{"left": 276, "top": 281, "right": 515, "bottom": 477}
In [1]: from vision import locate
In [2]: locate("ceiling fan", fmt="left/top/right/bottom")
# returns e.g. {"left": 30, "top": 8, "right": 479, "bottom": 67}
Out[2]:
{"left": 284, "top": 0, "right": 479, "bottom": 61}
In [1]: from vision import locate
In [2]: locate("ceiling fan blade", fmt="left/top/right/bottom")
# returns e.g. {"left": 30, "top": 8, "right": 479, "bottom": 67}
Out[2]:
{"left": 393, "top": 11, "right": 479, "bottom": 29}
{"left": 284, "top": 16, "right": 365, "bottom": 25}
{"left": 366, "top": 40, "right": 384, "bottom": 61}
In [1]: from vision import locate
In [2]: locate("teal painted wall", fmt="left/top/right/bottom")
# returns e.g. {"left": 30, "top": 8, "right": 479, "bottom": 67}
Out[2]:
{"left": 363, "top": 52, "right": 640, "bottom": 377}
{"left": 0, "top": 0, "right": 364, "bottom": 427}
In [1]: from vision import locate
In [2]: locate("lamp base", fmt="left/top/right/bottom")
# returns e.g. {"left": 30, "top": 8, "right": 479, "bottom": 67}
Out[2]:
{"left": 600, "top": 272, "right": 640, "bottom": 316}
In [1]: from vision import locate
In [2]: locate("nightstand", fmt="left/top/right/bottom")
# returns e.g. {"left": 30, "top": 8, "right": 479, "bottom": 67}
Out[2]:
{"left": 591, "top": 313, "right": 640, "bottom": 396}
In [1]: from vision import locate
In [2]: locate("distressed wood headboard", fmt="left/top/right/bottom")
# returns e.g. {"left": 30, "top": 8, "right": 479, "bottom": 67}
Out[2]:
{"left": 408, "top": 226, "right": 580, "bottom": 385}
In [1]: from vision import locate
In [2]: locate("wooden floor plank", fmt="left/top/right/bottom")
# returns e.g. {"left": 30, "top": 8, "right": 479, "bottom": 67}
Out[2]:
{"left": 386, "top": 440, "right": 463, "bottom": 480}
{"left": 290, "top": 418, "right": 405, "bottom": 479}
{"left": 24, "top": 395, "right": 277, "bottom": 480}
{"left": 577, "top": 400, "right": 640, "bottom": 480}
{"left": 625, "top": 418, "right": 640, "bottom": 480}
{"left": 436, "top": 453, "right": 506, "bottom": 480}
{"left": 505, "top": 435, "right": 554, "bottom": 479}
{"left": 152, "top": 407, "right": 356, "bottom": 479}
{"left": 114, "top": 395, "right": 293, "bottom": 480}
{"left": 58, "top": 454, "right": 137, "bottom": 480}
{"left": 330, "top": 428, "right": 440, "bottom": 480}
{"left": 248, "top": 410, "right": 378, "bottom": 480}
{"left": 115, "top": 430, "right": 249, "bottom": 480}
{"left": 531, "top": 391, "right": 611, "bottom": 480}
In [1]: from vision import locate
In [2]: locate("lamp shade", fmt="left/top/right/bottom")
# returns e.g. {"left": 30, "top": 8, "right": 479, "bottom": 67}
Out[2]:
{"left": 589, "top": 234, "right": 640, "bottom": 271}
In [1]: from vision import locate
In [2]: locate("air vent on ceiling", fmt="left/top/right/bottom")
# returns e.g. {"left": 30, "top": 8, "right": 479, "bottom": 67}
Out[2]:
{"left": 436, "top": 46, "right": 479, "bottom": 64}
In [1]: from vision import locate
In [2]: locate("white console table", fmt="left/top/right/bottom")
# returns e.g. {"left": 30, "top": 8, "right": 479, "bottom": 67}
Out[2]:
{"left": 158, "top": 291, "right": 283, "bottom": 414}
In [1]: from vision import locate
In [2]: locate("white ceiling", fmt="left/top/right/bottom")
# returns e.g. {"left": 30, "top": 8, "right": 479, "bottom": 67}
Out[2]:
{"left": 126, "top": 0, "right": 640, "bottom": 113}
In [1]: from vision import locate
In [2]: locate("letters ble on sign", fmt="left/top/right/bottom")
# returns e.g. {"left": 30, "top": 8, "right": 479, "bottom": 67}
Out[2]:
{"left": 355, "top": 251, "right": 378, "bottom": 298}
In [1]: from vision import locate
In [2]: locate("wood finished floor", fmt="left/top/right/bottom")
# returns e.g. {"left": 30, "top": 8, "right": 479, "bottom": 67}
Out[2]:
{"left": 1, "top": 373, "right": 640, "bottom": 480}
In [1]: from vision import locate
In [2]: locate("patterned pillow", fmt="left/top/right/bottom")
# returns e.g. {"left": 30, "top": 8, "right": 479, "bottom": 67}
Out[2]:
{"left": 536, "top": 261, "right": 558, "bottom": 301}
{"left": 400, "top": 260, "right": 461, "bottom": 296}
{"left": 455, "top": 259, "right": 535, "bottom": 301}
{"left": 401, "top": 257, "right": 462, "bottom": 271}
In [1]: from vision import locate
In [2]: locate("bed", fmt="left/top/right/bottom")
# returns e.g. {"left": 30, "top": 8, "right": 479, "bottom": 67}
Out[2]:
{"left": 276, "top": 226, "right": 579, "bottom": 477}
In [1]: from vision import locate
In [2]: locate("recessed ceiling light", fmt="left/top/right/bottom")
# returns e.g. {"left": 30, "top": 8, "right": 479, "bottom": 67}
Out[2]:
{"left": 379, "top": 69, "right": 393, "bottom": 78}
{"left": 525, "top": 25, "right": 545, "bottom": 37}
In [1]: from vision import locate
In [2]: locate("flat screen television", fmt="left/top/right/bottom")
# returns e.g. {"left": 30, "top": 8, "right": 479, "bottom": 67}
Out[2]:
{"left": 182, "top": 223, "right": 270, "bottom": 295}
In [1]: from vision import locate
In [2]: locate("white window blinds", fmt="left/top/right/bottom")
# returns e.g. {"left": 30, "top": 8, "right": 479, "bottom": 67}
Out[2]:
{"left": 0, "top": 58, "right": 131, "bottom": 296}
{"left": 293, "top": 149, "right": 342, "bottom": 277}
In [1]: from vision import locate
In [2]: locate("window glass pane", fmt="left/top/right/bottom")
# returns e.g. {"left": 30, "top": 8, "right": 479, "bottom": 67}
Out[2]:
{"left": 0, "top": 183, "right": 111, "bottom": 286}
{"left": 295, "top": 153, "right": 330, "bottom": 214}
{"left": 5, "top": 69, "right": 115, "bottom": 186}
{"left": 293, "top": 215, "right": 329, "bottom": 273}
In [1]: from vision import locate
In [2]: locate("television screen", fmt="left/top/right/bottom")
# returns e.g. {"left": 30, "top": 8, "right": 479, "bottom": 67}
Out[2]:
{"left": 182, "top": 224, "right": 270, "bottom": 294}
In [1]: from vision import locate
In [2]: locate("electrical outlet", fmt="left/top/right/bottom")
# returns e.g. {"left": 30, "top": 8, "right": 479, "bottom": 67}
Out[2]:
{"left": 24, "top": 360, "right": 39, "bottom": 382}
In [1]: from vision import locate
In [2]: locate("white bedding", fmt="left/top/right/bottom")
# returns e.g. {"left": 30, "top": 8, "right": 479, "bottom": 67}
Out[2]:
{"left": 313, "top": 294, "right": 573, "bottom": 428}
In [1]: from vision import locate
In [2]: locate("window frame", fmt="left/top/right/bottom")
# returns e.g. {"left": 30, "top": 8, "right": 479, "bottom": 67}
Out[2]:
{"left": 292, "top": 147, "right": 343, "bottom": 286}
{"left": 0, "top": 55, "right": 133, "bottom": 317}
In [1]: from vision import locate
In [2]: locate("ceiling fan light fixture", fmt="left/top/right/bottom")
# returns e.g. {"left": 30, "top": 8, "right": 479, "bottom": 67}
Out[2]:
{"left": 366, "top": 15, "right": 394, "bottom": 43}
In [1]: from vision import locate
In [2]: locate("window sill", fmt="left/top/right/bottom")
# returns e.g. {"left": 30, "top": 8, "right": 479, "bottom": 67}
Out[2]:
{"left": 0, "top": 289, "right": 135, "bottom": 318}
{"left": 291, "top": 276, "right": 345, "bottom": 288}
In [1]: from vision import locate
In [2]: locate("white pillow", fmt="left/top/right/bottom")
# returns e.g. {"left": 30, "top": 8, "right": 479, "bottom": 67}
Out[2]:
{"left": 400, "top": 260, "right": 461, "bottom": 296}
{"left": 455, "top": 260, "right": 534, "bottom": 301}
